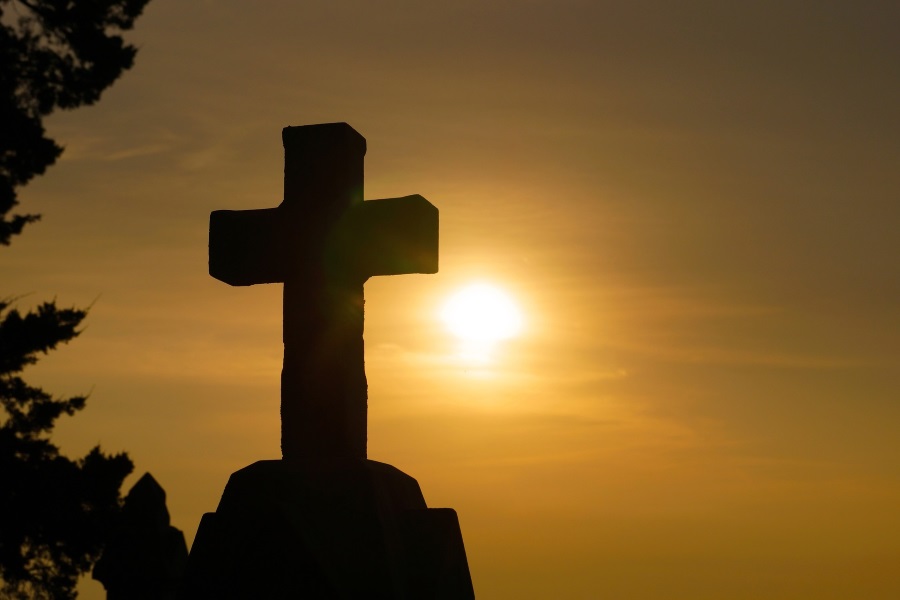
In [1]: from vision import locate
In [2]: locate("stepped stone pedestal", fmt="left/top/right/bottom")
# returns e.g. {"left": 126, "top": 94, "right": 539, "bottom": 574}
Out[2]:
{"left": 181, "top": 460, "right": 474, "bottom": 599}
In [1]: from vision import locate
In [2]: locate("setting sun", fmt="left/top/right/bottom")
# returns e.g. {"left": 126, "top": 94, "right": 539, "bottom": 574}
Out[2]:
{"left": 440, "top": 283, "right": 523, "bottom": 343}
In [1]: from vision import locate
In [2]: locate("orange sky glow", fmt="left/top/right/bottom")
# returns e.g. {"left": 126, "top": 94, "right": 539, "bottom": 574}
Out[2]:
{"left": 5, "top": 1, "right": 900, "bottom": 598}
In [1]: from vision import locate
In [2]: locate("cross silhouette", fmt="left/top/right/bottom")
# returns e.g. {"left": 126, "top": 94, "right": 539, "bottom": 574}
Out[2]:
{"left": 209, "top": 123, "right": 438, "bottom": 460}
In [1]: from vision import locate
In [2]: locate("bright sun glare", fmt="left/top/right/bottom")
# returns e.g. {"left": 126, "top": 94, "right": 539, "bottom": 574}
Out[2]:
{"left": 440, "top": 283, "right": 523, "bottom": 344}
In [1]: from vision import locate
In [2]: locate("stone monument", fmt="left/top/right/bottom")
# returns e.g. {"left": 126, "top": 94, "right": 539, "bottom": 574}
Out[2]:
{"left": 181, "top": 123, "right": 475, "bottom": 598}
{"left": 93, "top": 473, "right": 188, "bottom": 599}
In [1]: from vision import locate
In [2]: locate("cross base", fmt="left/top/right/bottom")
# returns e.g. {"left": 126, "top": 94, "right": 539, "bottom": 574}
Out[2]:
{"left": 181, "top": 460, "right": 474, "bottom": 599}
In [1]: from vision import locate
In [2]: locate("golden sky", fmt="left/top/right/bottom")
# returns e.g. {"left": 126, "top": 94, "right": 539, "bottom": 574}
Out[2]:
{"left": 5, "top": 1, "right": 900, "bottom": 598}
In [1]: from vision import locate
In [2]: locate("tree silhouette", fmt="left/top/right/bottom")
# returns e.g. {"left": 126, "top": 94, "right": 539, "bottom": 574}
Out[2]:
{"left": 1, "top": 0, "right": 149, "bottom": 244}
{"left": 1, "top": 0, "right": 149, "bottom": 596}
{"left": 0, "top": 301, "right": 133, "bottom": 598}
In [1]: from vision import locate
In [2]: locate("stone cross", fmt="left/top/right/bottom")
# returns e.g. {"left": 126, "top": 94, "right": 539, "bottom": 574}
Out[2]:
{"left": 209, "top": 123, "right": 437, "bottom": 460}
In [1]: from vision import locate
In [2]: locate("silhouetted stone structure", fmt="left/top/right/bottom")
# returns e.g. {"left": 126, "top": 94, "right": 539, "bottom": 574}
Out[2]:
{"left": 93, "top": 473, "right": 188, "bottom": 599}
{"left": 182, "top": 123, "right": 474, "bottom": 598}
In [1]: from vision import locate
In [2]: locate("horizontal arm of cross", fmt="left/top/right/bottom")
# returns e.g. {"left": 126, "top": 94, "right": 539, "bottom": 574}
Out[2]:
{"left": 209, "top": 195, "right": 438, "bottom": 287}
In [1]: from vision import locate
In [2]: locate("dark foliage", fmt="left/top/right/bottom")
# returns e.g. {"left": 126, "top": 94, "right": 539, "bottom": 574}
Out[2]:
{"left": 0, "top": 301, "right": 134, "bottom": 598}
{"left": 1, "top": 0, "right": 149, "bottom": 596}
{"left": 0, "top": 0, "right": 150, "bottom": 244}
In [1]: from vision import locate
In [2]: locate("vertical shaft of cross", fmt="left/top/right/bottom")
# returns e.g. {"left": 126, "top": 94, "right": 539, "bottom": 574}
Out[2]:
{"left": 280, "top": 125, "right": 368, "bottom": 460}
